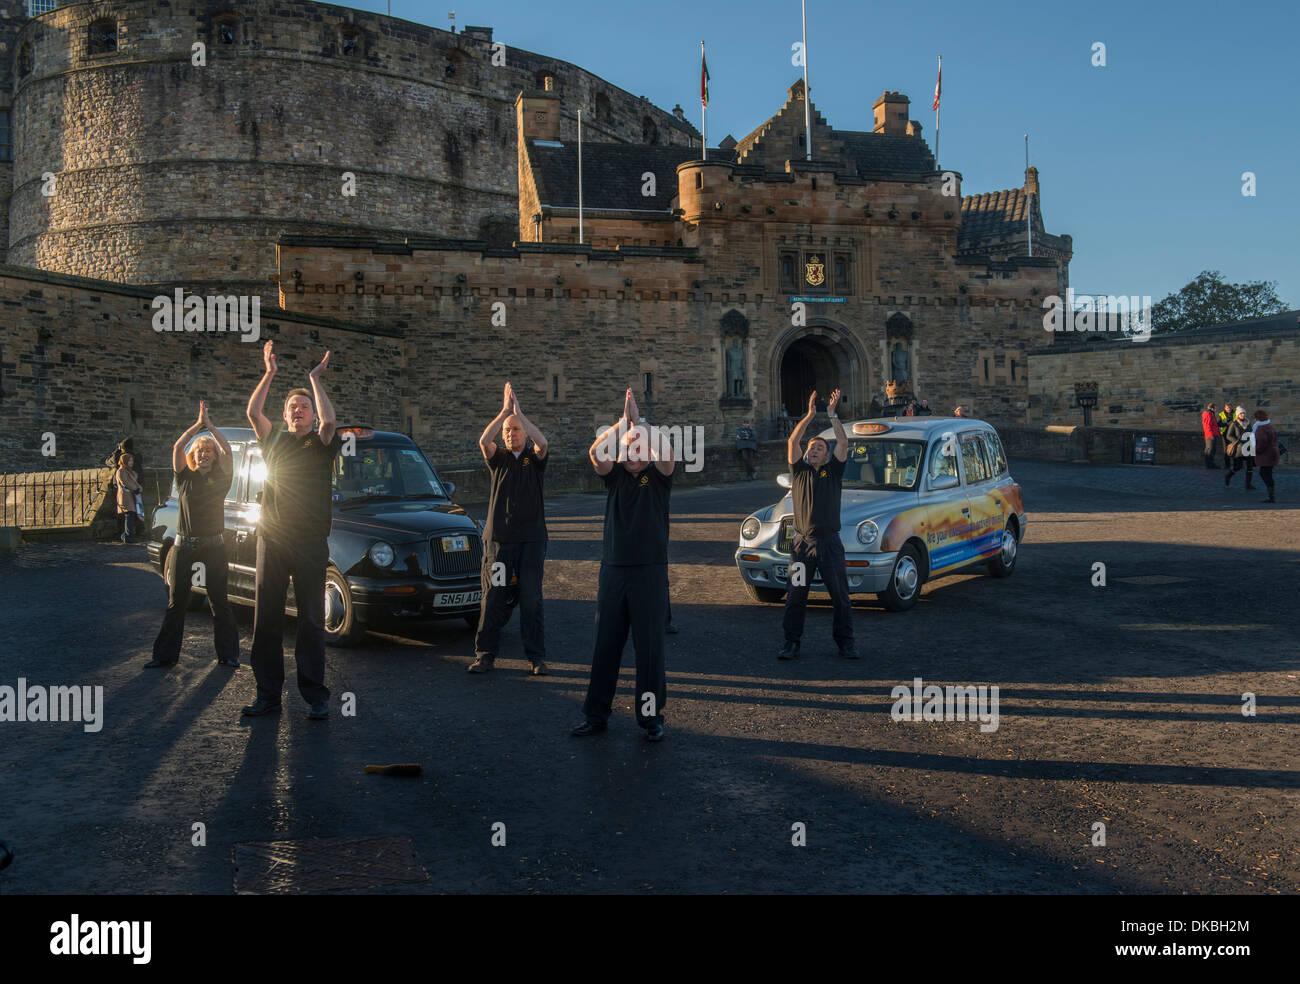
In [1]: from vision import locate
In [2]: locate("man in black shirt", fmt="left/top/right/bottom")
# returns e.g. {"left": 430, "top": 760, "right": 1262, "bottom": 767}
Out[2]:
{"left": 781, "top": 389, "right": 858, "bottom": 661}
{"left": 242, "top": 341, "right": 342, "bottom": 720}
{"left": 469, "top": 381, "right": 550, "bottom": 675}
{"left": 146, "top": 401, "right": 240, "bottom": 668}
{"left": 572, "top": 389, "right": 674, "bottom": 741}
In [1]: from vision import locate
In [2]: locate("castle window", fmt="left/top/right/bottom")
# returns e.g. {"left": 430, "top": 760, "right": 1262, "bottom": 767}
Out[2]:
{"left": 695, "top": 172, "right": 702, "bottom": 190}
{"left": 28, "top": 1, "right": 58, "bottom": 15}
{"left": 643, "top": 372, "right": 654, "bottom": 397}
{"left": 983, "top": 358, "right": 990, "bottom": 382}
{"left": 213, "top": 13, "right": 238, "bottom": 45}
{"left": 595, "top": 93, "right": 611, "bottom": 121}
{"left": 833, "top": 252, "right": 853, "bottom": 294}
{"left": 552, "top": 375, "right": 560, "bottom": 399}
{"left": 88, "top": 19, "right": 117, "bottom": 55}
{"left": 1010, "top": 358, "right": 1017, "bottom": 382}
{"left": 18, "top": 43, "right": 33, "bottom": 77}
{"left": 0, "top": 110, "right": 11, "bottom": 164}
{"left": 641, "top": 116, "right": 659, "bottom": 146}
{"left": 778, "top": 250, "right": 798, "bottom": 292}
{"left": 340, "top": 27, "right": 362, "bottom": 56}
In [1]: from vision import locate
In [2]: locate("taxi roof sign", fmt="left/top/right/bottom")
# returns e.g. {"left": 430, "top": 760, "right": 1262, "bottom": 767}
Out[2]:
{"left": 338, "top": 427, "right": 374, "bottom": 439}
{"left": 852, "top": 422, "right": 892, "bottom": 435}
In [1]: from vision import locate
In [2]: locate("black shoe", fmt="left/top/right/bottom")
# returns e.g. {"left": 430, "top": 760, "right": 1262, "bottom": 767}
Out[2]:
{"left": 665, "top": 622, "right": 679, "bottom": 635}
{"left": 570, "top": 718, "right": 608, "bottom": 737}
{"left": 467, "top": 656, "right": 494, "bottom": 673}
{"left": 217, "top": 657, "right": 240, "bottom": 667}
{"left": 1225, "top": 473, "right": 1232, "bottom": 486}
{"left": 530, "top": 660, "right": 549, "bottom": 676}
{"left": 307, "top": 701, "right": 328, "bottom": 720}
{"left": 1263, "top": 496, "right": 1276, "bottom": 504}
{"left": 645, "top": 722, "right": 665, "bottom": 742}
{"left": 241, "top": 698, "right": 282, "bottom": 717}
{"left": 837, "top": 645, "right": 860, "bottom": 660}
{"left": 143, "top": 657, "right": 177, "bottom": 669}
{"left": 778, "top": 641, "right": 800, "bottom": 661}
{"left": 1246, "top": 481, "right": 1256, "bottom": 490}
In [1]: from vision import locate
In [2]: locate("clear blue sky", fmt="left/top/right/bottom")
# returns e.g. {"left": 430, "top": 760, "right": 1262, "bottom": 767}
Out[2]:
{"left": 357, "top": 0, "right": 1298, "bottom": 308}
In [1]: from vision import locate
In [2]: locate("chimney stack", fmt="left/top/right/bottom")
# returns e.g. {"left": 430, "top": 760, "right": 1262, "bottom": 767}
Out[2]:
{"left": 872, "top": 91, "right": 910, "bottom": 136}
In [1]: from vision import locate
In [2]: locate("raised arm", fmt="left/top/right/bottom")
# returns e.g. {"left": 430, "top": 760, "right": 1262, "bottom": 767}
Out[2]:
{"left": 479, "top": 382, "right": 513, "bottom": 461}
{"left": 787, "top": 390, "right": 818, "bottom": 467}
{"left": 200, "top": 400, "right": 232, "bottom": 461}
{"left": 247, "top": 340, "right": 277, "bottom": 442}
{"left": 827, "top": 388, "right": 847, "bottom": 462}
{"left": 308, "top": 351, "right": 335, "bottom": 445}
{"left": 173, "top": 403, "right": 206, "bottom": 473}
{"left": 588, "top": 387, "right": 634, "bottom": 476}
{"left": 649, "top": 424, "right": 675, "bottom": 476}
{"left": 511, "top": 385, "right": 549, "bottom": 459}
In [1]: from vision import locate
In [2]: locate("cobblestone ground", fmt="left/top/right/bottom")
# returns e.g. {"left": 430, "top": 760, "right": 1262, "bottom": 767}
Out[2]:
{"left": 1, "top": 461, "right": 1296, "bottom": 893}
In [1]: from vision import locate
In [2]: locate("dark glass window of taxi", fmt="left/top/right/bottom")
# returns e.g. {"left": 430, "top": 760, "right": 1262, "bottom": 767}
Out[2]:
{"left": 844, "top": 439, "right": 924, "bottom": 490}
{"left": 333, "top": 445, "right": 447, "bottom": 502}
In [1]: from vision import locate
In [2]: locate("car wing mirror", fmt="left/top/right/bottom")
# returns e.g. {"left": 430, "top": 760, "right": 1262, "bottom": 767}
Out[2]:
{"left": 444, "top": 481, "right": 456, "bottom": 497}
{"left": 929, "top": 474, "right": 959, "bottom": 492}
{"left": 776, "top": 473, "right": 792, "bottom": 490}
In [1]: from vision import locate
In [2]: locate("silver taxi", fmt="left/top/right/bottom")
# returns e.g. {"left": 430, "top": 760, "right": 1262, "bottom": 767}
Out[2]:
{"left": 734, "top": 417, "right": 1026, "bottom": 611}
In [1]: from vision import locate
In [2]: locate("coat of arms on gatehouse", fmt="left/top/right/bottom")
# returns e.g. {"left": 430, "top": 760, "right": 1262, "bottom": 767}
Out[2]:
{"left": 804, "top": 255, "right": 825, "bottom": 287}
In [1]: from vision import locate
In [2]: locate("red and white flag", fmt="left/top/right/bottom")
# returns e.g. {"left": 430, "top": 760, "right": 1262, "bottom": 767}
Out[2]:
{"left": 932, "top": 56, "right": 942, "bottom": 111}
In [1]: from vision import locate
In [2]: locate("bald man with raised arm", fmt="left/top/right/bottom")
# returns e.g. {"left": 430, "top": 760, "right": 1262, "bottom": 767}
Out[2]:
{"left": 469, "top": 381, "right": 550, "bottom": 676}
{"left": 572, "top": 388, "right": 675, "bottom": 741}
{"left": 780, "top": 389, "right": 858, "bottom": 661}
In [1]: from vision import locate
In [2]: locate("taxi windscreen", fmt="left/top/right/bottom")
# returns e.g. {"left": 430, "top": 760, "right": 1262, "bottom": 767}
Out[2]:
{"left": 332, "top": 442, "right": 448, "bottom": 501}
{"left": 842, "top": 439, "right": 925, "bottom": 490}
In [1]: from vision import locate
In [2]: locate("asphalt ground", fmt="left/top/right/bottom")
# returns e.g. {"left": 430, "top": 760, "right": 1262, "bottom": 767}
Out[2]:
{"left": 0, "top": 460, "right": 1296, "bottom": 894}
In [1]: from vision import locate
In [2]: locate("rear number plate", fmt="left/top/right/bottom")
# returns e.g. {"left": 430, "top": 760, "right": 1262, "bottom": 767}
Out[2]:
{"left": 435, "top": 591, "right": 481, "bottom": 607}
{"left": 441, "top": 536, "right": 469, "bottom": 552}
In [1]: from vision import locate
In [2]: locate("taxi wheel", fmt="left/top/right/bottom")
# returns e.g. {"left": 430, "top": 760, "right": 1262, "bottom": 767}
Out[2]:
{"left": 324, "top": 567, "right": 366, "bottom": 647}
{"left": 987, "top": 522, "right": 1019, "bottom": 578}
{"left": 879, "top": 544, "right": 923, "bottom": 612}
{"left": 744, "top": 582, "right": 787, "bottom": 605}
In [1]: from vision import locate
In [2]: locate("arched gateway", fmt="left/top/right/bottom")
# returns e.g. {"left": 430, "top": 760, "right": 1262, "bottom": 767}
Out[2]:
{"left": 770, "top": 320, "right": 872, "bottom": 421}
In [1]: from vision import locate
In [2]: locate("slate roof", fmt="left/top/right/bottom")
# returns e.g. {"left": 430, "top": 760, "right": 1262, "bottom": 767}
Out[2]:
{"left": 836, "top": 131, "right": 936, "bottom": 176}
{"left": 529, "top": 143, "right": 729, "bottom": 211}
{"left": 958, "top": 187, "right": 1070, "bottom": 254}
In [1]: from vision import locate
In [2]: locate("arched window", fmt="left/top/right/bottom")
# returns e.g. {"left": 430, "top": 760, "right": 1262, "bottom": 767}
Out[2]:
{"left": 88, "top": 19, "right": 117, "bottom": 55}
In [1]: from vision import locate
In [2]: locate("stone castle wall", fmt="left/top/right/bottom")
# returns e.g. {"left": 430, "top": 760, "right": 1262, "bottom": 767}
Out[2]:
{"left": 5, "top": 0, "right": 694, "bottom": 299}
{"left": 1027, "top": 325, "right": 1300, "bottom": 431}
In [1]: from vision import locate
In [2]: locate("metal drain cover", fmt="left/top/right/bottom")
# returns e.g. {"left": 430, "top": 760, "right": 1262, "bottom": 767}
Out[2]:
{"left": 234, "top": 836, "right": 428, "bottom": 894}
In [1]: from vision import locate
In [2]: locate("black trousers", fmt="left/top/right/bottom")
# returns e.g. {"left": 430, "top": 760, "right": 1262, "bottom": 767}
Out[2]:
{"left": 250, "top": 535, "right": 330, "bottom": 704}
{"left": 582, "top": 563, "right": 668, "bottom": 728}
{"left": 152, "top": 538, "right": 239, "bottom": 663}
{"left": 1259, "top": 465, "right": 1275, "bottom": 492}
{"left": 474, "top": 539, "right": 546, "bottom": 662}
{"left": 782, "top": 532, "right": 854, "bottom": 647}
{"left": 1227, "top": 456, "right": 1255, "bottom": 482}
{"left": 1203, "top": 437, "right": 1217, "bottom": 468}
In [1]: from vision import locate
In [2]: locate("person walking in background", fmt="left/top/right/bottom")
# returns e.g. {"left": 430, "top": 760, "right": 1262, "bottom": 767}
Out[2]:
{"left": 1241, "top": 404, "right": 1257, "bottom": 483}
{"left": 1201, "top": 403, "right": 1219, "bottom": 469}
{"left": 1224, "top": 407, "right": 1256, "bottom": 490}
{"left": 1217, "top": 399, "right": 1235, "bottom": 473}
{"left": 114, "top": 452, "right": 143, "bottom": 544}
{"left": 147, "top": 401, "right": 240, "bottom": 669}
{"left": 915, "top": 399, "right": 933, "bottom": 416}
{"left": 1253, "top": 410, "right": 1279, "bottom": 504}
{"left": 736, "top": 419, "right": 758, "bottom": 480}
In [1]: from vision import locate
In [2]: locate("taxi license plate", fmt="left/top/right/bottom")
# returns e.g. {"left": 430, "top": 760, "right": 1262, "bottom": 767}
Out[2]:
{"left": 441, "top": 535, "right": 469, "bottom": 552}
{"left": 774, "top": 565, "right": 788, "bottom": 581}
{"left": 435, "top": 591, "right": 481, "bottom": 607}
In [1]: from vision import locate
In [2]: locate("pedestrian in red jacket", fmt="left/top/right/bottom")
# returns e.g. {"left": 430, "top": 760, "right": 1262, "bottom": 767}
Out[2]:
{"left": 1201, "top": 403, "right": 1218, "bottom": 469}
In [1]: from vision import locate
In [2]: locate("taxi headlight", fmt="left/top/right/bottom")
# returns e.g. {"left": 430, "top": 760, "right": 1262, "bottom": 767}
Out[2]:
{"left": 741, "top": 518, "right": 761, "bottom": 541}
{"left": 368, "top": 541, "right": 395, "bottom": 568}
{"left": 856, "top": 520, "right": 880, "bottom": 546}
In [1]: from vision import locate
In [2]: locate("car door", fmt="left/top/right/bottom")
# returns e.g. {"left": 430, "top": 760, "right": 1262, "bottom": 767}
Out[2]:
{"left": 922, "top": 433, "right": 971, "bottom": 576}
{"left": 228, "top": 445, "right": 266, "bottom": 600}
{"left": 221, "top": 442, "right": 247, "bottom": 597}
{"left": 959, "top": 434, "right": 1001, "bottom": 564}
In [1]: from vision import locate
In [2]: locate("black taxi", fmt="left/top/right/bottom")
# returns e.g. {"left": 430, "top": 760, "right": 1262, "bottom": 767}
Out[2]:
{"left": 146, "top": 426, "right": 482, "bottom": 645}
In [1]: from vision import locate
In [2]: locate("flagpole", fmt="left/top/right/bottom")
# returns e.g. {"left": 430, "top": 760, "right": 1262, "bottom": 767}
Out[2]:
{"left": 934, "top": 55, "right": 941, "bottom": 164}
{"left": 1024, "top": 133, "right": 1032, "bottom": 259}
{"left": 578, "top": 110, "right": 584, "bottom": 245}
{"left": 801, "top": 0, "right": 811, "bottom": 160}
{"left": 701, "top": 40, "right": 707, "bottom": 161}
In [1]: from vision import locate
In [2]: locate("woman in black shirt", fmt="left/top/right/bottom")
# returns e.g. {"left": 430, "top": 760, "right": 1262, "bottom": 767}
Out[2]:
{"left": 145, "top": 402, "right": 241, "bottom": 669}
